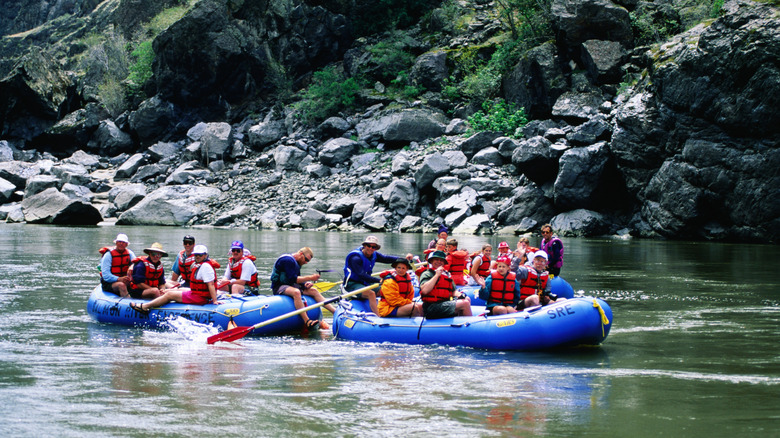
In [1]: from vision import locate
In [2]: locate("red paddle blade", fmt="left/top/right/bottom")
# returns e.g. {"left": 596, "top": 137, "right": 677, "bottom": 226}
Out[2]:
{"left": 207, "top": 326, "right": 253, "bottom": 344}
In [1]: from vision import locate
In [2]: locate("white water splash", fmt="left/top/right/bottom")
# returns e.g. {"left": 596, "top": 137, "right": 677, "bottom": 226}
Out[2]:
{"left": 161, "top": 316, "right": 221, "bottom": 342}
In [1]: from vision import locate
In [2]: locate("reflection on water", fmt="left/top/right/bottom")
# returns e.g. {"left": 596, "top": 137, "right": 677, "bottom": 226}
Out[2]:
{"left": 0, "top": 224, "right": 779, "bottom": 436}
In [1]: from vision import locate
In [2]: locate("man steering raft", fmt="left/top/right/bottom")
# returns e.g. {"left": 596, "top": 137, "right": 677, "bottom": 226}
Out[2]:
{"left": 343, "top": 236, "right": 414, "bottom": 315}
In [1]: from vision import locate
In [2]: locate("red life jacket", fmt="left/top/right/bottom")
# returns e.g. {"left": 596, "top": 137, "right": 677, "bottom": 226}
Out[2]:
{"left": 189, "top": 259, "right": 221, "bottom": 299}
{"left": 380, "top": 272, "right": 413, "bottom": 300}
{"left": 489, "top": 271, "right": 517, "bottom": 306}
{"left": 472, "top": 254, "right": 491, "bottom": 278}
{"left": 129, "top": 256, "right": 164, "bottom": 289}
{"left": 99, "top": 247, "right": 131, "bottom": 279}
{"left": 228, "top": 255, "right": 259, "bottom": 287}
{"left": 446, "top": 250, "right": 469, "bottom": 285}
{"left": 421, "top": 269, "right": 454, "bottom": 303}
{"left": 175, "top": 250, "right": 196, "bottom": 280}
{"left": 519, "top": 269, "right": 549, "bottom": 300}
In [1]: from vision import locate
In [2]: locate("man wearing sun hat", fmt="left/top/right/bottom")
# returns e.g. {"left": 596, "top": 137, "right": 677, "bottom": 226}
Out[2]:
{"left": 128, "top": 242, "right": 168, "bottom": 300}
{"left": 419, "top": 250, "right": 472, "bottom": 319}
{"left": 342, "top": 235, "right": 414, "bottom": 315}
{"left": 99, "top": 233, "right": 136, "bottom": 297}
{"left": 511, "top": 250, "right": 558, "bottom": 310}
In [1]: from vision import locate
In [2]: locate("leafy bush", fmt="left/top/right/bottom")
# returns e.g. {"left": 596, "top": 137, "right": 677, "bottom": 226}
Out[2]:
{"left": 295, "top": 67, "right": 362, "bottom": 125}
{"left": 127, "top": 41, "right": 154, "bottom": 98}
{"left": 467, "top": 99, "right": 528, "bottom": 138}
{"left": 364, "top": 33, "right": 417, "bottom": 83}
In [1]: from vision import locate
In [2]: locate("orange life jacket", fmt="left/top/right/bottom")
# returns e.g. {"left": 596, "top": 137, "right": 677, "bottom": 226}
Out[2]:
{"left": 189, "top": 259, "right": 221, "bottom": 299}
{"left": 472, "top": 254, "right": 491, "bottom": 278}
{"left": 380, "top": 272, "right": 413, "bottom": 300}
{"left": 519, "top": 269, "right": 549, "bottom": 300}
{"left": 446, "top": 250, "right": 469, "bottom": 285}
{"left": 488, "top": 271, "right": 517, "bottom": 306}
{"left": 228, "top": 254, "right": 259, "bottom": 287}
{"left": 421, "top": 269, "right": 454, "bottom": 303}
{"left": 99, "top": 247, "right": 131, "bottom": 279}
{"left": 129, "top": 256, "right": 164, "bottom": 289}
{"left": 175, "top": 250, "right": 196, "bottom": 280}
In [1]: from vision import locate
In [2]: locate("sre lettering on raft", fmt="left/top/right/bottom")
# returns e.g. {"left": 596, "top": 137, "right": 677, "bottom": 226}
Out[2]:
{"left": 547, "top": 304, "right": 575, "bottom": 319}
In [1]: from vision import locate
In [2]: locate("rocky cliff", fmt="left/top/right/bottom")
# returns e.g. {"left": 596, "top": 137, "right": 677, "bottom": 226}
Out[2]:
{"left": 0, "top": 0, "right": 777, "bottom": 243}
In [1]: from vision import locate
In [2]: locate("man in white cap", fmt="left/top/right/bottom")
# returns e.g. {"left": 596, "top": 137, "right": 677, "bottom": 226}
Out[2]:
{"left": 510, "top": 250, "right": 559, "bottom": 309}
{"left": 342, "top": 236, "right": 414, "bottom": 315}
{"left": 131, "top": 245, "right": 221, "bottom": 314}
{"left": 100, "top": 233, "right": 136, "bottom": 297}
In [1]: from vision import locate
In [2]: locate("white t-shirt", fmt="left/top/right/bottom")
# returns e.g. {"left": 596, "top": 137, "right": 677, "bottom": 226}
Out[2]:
{"left": 223, "top": 259, "right": 257, "bottom": 281}
{"left": 195, "top": 263, "right": 216, "bottom": 283}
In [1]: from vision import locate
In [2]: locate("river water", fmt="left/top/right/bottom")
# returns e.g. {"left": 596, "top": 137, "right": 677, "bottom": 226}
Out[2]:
{"left": 0, "top": 224, "right": 778, "bottom": 437}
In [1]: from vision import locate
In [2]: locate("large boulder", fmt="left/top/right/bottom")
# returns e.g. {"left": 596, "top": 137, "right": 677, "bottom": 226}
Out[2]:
{"left": 382, "top": 179, "right": 418, "bottom": 217}
{"left": 117, "top": 184, "right": 221, "bottom": 226}
{"left": 409, "top": 50, "right": 448, "bottom": 92}
{"left": 553, "top": 142, "right": 610, "bottom": 210}
{"left": 91, "top": 120, "right": 134, "bottom": 156}
{"left": 24, "top": 174, "right": 61, "bottom": 198}
{"left": 319, "top": 138, "right": 362, "bottom": 167}
{"left": 414, "top": 153, "right": 451, "bottom": 190}
{"left": 0, "top": 177, "right": 16, "bottom": 203}
{"left": 273, "top": 146, "right": 308, "bottom": 171}
{"left": 581, "top": 39, "right": 626, "bottom": 84}
{"left": 496, "top": 180, "right": 556, "bottom": 226}
{"left": 128, "top": 96, "right": 180, "bottom": 146}
{"left": 21, "top": 188, "right": 102, "bottom": 225}
{"left": 248, "top": 119, "right": 286, "bottom": 150}
{"left": 503, "top": 42, "right": 568, "bottom": 119}
{"left": 511, "top": 136, "right": 561, "bottom": 184}
{"left": 550, "top": 209, "right": 612, "bottom": 236}
{"left": 356, "top": 109, "right": 447, "bottom": 146}
{"left": 109, "top": 184, "right": 147, "bottom": 212}
{"left": 198, "top": 122, "right": 232, "bottom": 162}
{"left": 0, "top": 161, "right": 40, "bottom": 189}
{"left": 550, "top": 0, "right": 633, "bottom": 48}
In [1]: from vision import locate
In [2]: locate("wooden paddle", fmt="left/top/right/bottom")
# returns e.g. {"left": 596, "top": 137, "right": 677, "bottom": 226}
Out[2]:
{"left": 206, "top": 283, "right": 380, "bottom": 344}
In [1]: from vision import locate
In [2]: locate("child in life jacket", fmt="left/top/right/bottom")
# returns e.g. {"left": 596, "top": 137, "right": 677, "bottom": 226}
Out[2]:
{"left": 479, "top": 255, "right": 520, "bottom": 315}
{"left": 511, "top": 251, "right": 560, "bottom": 310}
{"left": 377, "top": 258, "right": 423, "bottom": 317}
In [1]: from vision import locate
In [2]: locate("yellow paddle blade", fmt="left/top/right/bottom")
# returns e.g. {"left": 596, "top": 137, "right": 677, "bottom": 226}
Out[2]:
{"left": 313, "top": 281, "right": 341, "bottom": 293}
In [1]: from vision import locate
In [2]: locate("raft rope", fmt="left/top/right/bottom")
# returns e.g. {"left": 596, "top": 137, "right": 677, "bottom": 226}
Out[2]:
{"left": 96, "top": 297, "right": 271, "bottom": 318}
{"left": 592, "top": 299, "right": 610, "bottom": 337}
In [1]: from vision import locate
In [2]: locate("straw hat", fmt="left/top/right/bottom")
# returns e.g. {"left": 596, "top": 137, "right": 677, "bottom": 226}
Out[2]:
{"left": 143, "top": 242, "right": 168, "bottom": 257}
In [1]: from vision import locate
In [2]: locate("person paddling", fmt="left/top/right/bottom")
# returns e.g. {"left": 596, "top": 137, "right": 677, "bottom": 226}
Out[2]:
{"left": 270, "top": 247, "right": 334, "bottom": 329}
{"left": 343, "top": 236, "right": 413, "bottom": 315}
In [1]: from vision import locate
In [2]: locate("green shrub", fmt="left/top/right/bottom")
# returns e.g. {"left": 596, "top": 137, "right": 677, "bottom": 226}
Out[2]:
{"left": 98, "top": 77, "right": 127, "bottom": 118}
{"left": 127, "top": 41, "right": 154, "bottom": 98}
{"left": 467, "top": 99, "right": 528, "bottom": 138}
{"left": 365, "top": 34, "right": 417, "bottom": 83}
{"left": 710, "top": 0, "right": 725, "bottom": 17}
{"left": 295, "top": 67, "right": 362, "bottom": 125}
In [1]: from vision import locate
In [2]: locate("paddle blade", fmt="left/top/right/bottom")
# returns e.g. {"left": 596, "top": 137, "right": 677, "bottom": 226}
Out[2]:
{"left": 313, "top": 281, "right": 340, "bottom": 293}
{"left": 207, "top": 325, "right": 253, "bottom": 344}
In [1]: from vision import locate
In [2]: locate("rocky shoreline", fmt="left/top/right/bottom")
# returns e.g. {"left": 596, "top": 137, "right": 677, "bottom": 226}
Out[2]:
{"left": 1, "top": 0, "right": 778, "bottom": 242}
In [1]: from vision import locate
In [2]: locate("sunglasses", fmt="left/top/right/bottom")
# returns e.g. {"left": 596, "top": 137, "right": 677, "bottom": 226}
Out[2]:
{"left": 302, "top": 253, "right": 311, "bottom": 262}
{"left": 183, "top": 241, "right": 195, "bottom": 245}
{"left": 231, "top": 249, "right": 242, "bottom": 253}
{"left": 365, "top": 244, "right": 380, "bottom": 250}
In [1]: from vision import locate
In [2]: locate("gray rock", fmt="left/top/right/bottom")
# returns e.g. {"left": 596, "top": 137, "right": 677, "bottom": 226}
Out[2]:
{"left": 0, "top": 161, "right": 40, "bottom": 189}
{"left": 0, "top": 141, "right": 14, "bottom": 162}
{"left": 208, "top": 160, "right": 225, "bottom": 173}
{"left": 60, "top": 183, "right": 94, "bottom": 202}
{"left": 260, "top": 210, "right": 279, "bottom": 229}
{"left": 317, "top": 117, "right": 351, "bottom": 139}
{"left": 453, "top": 214, "right": 493, "bottom": 235}
{"left": 511, "top": 136, "right": 560, "bottom": 184}
{"left": 131, "top": 164, "right": 168, "bottom": 182}
{"left": 496, "top": 138, "right": 520, "bottom": 159}
{"left": 356, "top": 109, "right": 447, "bottom": 145}
{"left": 165, "top": 161, "right": 212, "bottom": 185}
{"left": 92, "top": 120, "right": 134, "bottom": 155}
{"left": 350, "top": 195, "right": 375, "bottom": 224}
{"left": 51, "top": 163, "right": 91, "bottom": 186}
{"left": 117, "top": 184, "right": 221, "bottom": 226}
{"left": 248, "top": 119, "right": 286, "bottom": 149}
{"left": 186, "top": 122, "right": 209, "bottom": 142}
{"left": 566, "top": 116, "right": 612, "bottom": 145}
{"left": 111, "top": 184, "right": 147, "bottom": 211}
{"left": 437, "top": 186, "right": 478, "bottom": 215}
{"left": 391, "top": 152, "right": 412, "bottom": 175}
{"left": 2, "top": 203, "right": 25, "bottom": 222}
{"left": 554, "top": 142, "right": 610, "bottom": 210}
{"left": 551, "top": 92, "right": 606, "bottom": 123}
{"left": 443, "top": 150, "right": 468, "bottom": 168}
{"left": 64, "top": 150, "right": 100, "bottom": 170}
{"left": 399, "top": 215, "right": 423, "bottom": 232}
{"left": 327, "top": 196, "right": 358, "bottom": 216}
{"left": 0, "top": 177, "right": 16, "bottom": 203}
{"left": 409, "top": 50, "right": 448, "bottom": 92}
{"left": 21, "top": 187, "right": 102, "bottom": 225}
{"left": 445, "top": 118, "right": 468, "bottom": 135}
{"left": 496, "top": 180, "right": 556, "bottom": 226}
{"left": 148, "top": 142, "right": 182, "bottom": 162}
{"left": 319, "top": 138, "right": 362, "bottom": 167}
{"left": 581, "top": 39, "right": 626, "bottom": 84}
{"left": 550, "top": 209, "right": 611, "bottom": 236}
{"left": 550, "top": 0, "right": 633, "bottom": 47}
{"left": 214, "top": 205, "right": 250, "bottom": 226}
{"left": 462, "top": 177, "right": 515, "bottom": 198}
{"left": 230, "top": 140, "right": 248, "bottom": 160}
{"left": 361, "top": 209, "right": 389, "bottom": 231}
{"left": 459, "top": 131, "right": 502, "bottom": 159}
{"left": 115, "top": 154, "right": 146, "bottom": 179}
{"left": 382, "top": 179, "right": 418, "bottom": 216}
{"left": 433, "top": 176, "right": 462, "bottom": 199}
{"left": 273, "top": 145, "right": 307, "bottom": 171}
{"left": 471, "top": 147, "right": 503, "bottom": 166}
{"left": 24, "top": 174, "right": 61, "bottom": 198}
{"left": 503, "top": 42, "right": 568, "bottom": 119}
{"left": 414, "top": 153, "right": 451, "bottom": 189}
{"left": 305, "top": 164, "right": 332, "bottom": 178}
{"left": 444, "top": 207, "right": 471, "bottom": 228}
{"left": 128, "top": 96, "right": 178, "bottom": 147}
{"left": 300, "top": 208, "right": 328, "bottom": 229}
{"left": 200, "top": 122, "right": 232, "bottom": 162}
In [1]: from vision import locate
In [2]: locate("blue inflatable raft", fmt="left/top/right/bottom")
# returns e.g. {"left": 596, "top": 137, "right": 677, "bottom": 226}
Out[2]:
{"left": 332, "top": 296, "right": 612, "bottom": 351}
{"left": 87, "top": 285, "right": 322, "bottom": 335}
